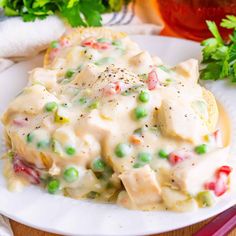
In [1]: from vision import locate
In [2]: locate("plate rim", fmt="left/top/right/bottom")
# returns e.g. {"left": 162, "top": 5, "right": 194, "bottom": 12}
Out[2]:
{"left": 0, "top": 35, "right": 235, "bottom": 236}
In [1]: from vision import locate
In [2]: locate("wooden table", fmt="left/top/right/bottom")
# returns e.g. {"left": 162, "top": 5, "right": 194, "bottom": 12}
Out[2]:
{"left": 9, "top": 218, "right": 236, "bottom": 236}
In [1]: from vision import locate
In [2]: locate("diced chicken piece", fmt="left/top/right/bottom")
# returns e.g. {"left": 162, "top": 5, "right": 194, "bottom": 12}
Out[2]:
{"left": 119, "top": 165, "right": 162, "bottom": 207}
{"left": 152, "top": 56, "right": 163, "bottom": 66}
{"left": 76, "top": 110, "right": 116, "bottom": 140}
{"left": 72, "top": 64, "right": 100, "bottom": 88}
{"left": 162, "top": 187, "right": 198, "bottom": 212}
{"left": 129, "top": 51, "right": 153, "bottom": 74}
{"left": 157, "top": 99, "right": 209, "bottom": 143}
{"left": 174, "top": 59, "right": 199, "bottom": 83}
{"left": 90, "top": 65, "right": 142, "bottom": 95}
{"left": 170, "top": 148, "right": 229, "bottom": 195}
{"left": 2, "top": 84, "right": 58, "bottom": 123}
{"left": 53, "top": 126, "right": 77, "bottom": 145}
{"left": 29, "top": 68, "right": 58, "bottom": 90}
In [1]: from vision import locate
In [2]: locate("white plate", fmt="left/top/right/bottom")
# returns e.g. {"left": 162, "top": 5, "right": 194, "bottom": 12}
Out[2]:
{"left": 0, "top": 36, "right": 236, "bottom": 236}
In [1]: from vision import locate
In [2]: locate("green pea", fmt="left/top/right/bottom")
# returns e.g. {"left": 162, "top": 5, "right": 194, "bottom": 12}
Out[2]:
{"left": 26, "top": 133, "right": 34, "bottom": 143}
{"left": 78, "top": 97, "right": 87, "bottom": 105}
{"left": 88, "top": 100, "right": 99, "bottom": 109}
{"left": 50, "top": 40, "right": 59, "bottom": 49}
{"left": 47, "top": 179, "right": 60, "bottom": 194}
{"left": 138, "top": 152, "right": 152, "bottom": 163}
{"left": 157, "top": 65, "right": 171, "bottom": 73}
{"left": 92, "top": 158, "right": 106, "bottom": 172}
{"left": 133, "top": 163, "right": 144, "bottom": 168}
{"left": 65, "top": 69, "right": 75, "bottom": 78}
{"left": 196, "top": 191, "right": 215, "bottom": 207}
{"left": 158, "top": 149, "right": 169, "bottom": 159}
{"left": 195, "top": 144, "right": 208, "bottom": 155}
{"left": 45, "top": 102, "right": 58, "bottom": 112}
{"left": 134, "top": 107, "right": 148, "bottom": 120}
{"left": 37, "top": 140, "right": 49, "bottom": 149}
{"left": 112, "top": 40, "right": 122, "bottom": 47}
{"left": 63, "top": 167, "right": 79, "bottom": 182}
{"left": 65, "top": 146, "right": 76, "bottom": 156}
{"left": 97, "top": 38, "right": 110, "bottom": 43}
{"left": 115, "top": 143, "right": 131, "bottom": 158}
{"left": 95, "top": 57, "right": 114, "bottom": 66}
{"left": 138, "top": 91, "right": 149, "bottom": 103}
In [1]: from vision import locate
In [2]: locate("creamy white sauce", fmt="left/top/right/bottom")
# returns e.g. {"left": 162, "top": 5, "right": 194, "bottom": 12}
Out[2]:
{"left": 1, "top": 29, "right": 232, "bottom": 211}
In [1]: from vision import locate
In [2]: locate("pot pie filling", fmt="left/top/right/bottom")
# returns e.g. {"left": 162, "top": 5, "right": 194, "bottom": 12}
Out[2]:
{"left": 1, "top": 28, "right": 233, "bottom": 211}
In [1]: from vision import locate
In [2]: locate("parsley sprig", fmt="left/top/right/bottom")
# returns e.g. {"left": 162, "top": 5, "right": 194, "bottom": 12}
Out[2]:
{"left": 0, "top": 0, "right": 130, "bottom": 27}
{"left": 200, "top": 15, "right": 236, "bottom": 83}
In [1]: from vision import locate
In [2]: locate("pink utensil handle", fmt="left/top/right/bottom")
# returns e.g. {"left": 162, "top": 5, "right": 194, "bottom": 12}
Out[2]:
{"left": 193, "top": 206, "right": 236, "bottom": 236}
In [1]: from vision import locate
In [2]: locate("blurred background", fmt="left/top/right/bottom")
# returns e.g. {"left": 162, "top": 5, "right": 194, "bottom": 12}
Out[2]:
{"left": 137, "top": 0, "right": 236, "bottom": 41}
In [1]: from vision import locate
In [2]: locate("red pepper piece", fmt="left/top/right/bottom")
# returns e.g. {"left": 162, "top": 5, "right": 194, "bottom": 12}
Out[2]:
{"left": 217, "top": 165, "right": 232, "bottom": 177}
{"left": 13, "top": 156, "right": 40, "bottom": 185}
{"left": 81, "top": 39, "right": 94, "bottom": 47}
{"left": 205, "top": 182, "right": 216, "bottom": 191}
{"left": 168, "top": 153, "right": 184, "bottom": 165}
{"left": 147, "top": 70, "right": 158, "bottom": 90}
{"left": 205, "top": 172, "right": 229, "bottom": 197}
{"left": 103, "top": 81, "right": 123, "bottom": 96}
{"left": 214, "top": 173, "right": 228, "bottom": 197}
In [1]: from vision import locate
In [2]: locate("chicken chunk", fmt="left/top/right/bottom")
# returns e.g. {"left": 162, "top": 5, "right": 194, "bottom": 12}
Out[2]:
{"left": 29, "top": 68, "right": 58, "bottom": 90}
{"left": 119, "top": 165, "right": 162, "bottom": 207}
{"left": 170, "top": 147, "right": 229, "bottom": 195}
{"left": 157, "top": 98, "right": 209, "bottom": 143}
{"left": 2, "top": 84, "right": 58, "bottom": 123}
{"left": 174, "top": 59, "right": 199, "bottom": 83}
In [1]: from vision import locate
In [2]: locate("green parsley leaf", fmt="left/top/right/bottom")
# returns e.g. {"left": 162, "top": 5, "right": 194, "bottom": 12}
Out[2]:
{"left": 200, "top": 16, "right": 236, "bottom": 84}
{"left": 206, "top": 20, "right": 223, "bottom": 44}
{"left": 221, "top": 15, "right": 236, "bottom": 29}
{"left": 200, "top": 62, "right": 222, "bottom": 81}
{"left": 1, "top": 0, "right": 126, "bottom": 27}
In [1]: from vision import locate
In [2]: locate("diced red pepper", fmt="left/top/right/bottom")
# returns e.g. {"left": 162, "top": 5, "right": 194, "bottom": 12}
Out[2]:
{"left": 13, "top": 155, "right": 40, "bottom": 185}
{"left": 217, "top": 165, "right": 232, "bottom": 177}
{"left": 168, "top": 153, "right": 184, "bottom": 165}
{"left": 204, "top": 182, "right": 216, "bottom": 191}
{"left": 82, "top": 40, "right": 94, "bottom": 47}
{"left": 81, "top": 39, "right": 110, "bottom": 50}
{"left": 214, "top": 173, "right": 228, "bottom": 197}
{"left": 213, "top": 130, "right": 219, "bottom": 139}
{"left": 94, "top": 42, "right": 110, "bottom": 50}
{"left": 147, "top": 70, "right": 158, "bottom": 90}
{"left": 103, "top": 81, "right": 123, "bottom": 96}
{"left": 205, "top": 170, "right": 230, "bottom": 197}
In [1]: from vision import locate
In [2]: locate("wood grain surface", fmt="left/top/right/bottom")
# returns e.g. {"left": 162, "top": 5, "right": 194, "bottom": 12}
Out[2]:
{"left": 9, "top": 218, "right": 236, "bottom": 236}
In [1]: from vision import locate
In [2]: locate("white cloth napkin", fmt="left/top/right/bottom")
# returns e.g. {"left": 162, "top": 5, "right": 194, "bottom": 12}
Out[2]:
{"left": 0, "top": 215, "right": 13, "bottom": 236}
{"left": 0, "top": 2, "right": 163, "bottom": 235}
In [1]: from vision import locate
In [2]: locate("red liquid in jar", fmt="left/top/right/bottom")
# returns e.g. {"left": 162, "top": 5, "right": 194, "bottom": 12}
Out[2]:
{"left": 157, "top": 0, "right": 236, "bottom": 41}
